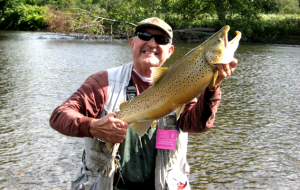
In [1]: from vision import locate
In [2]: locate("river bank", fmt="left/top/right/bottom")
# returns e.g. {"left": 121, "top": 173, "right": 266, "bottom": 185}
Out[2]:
{"left": 24, "top": 27, "right": 300, "bottom": 46}
{"left": 45, "top": 31, "right": 300, "bottom": 45}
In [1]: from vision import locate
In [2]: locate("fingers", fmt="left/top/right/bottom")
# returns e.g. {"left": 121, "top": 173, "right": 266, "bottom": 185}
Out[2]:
{"left": 230, "top": 58, "right": 238, "bottom": 68}
{"left": 111, "top": 117, "right": 129, "bottom": 130}
{"left": 229, "top": 58, "right": 238, "bottom": 74}
{"left": 216, "top": 64, "right": 228, "bottom": 80}
{"left": 104, "top": 115, "right": 128, "bottom": 142}
{"left": 222, "top": 64, "right": 231, "bottom": 76}
{"left": 89, "top": 112, "right": 129, "bottom": 143}
{"left": 218, "top": 58, "right": 238, "bottom": 79}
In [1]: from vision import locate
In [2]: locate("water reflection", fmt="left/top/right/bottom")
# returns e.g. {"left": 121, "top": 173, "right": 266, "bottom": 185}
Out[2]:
{"left": 0, "top": 31, "right": 299, "bottom": 189}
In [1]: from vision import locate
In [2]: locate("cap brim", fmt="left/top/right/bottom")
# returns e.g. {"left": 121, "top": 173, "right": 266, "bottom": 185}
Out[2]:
{"left": 136, "top": 24, "right": 172, "bottom": 39}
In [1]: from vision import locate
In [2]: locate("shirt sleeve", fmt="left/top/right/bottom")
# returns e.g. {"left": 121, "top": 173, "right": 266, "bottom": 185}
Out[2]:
{"left": 178, "top": 87, "right": 222, "bottom": 133}
{"left": 49, "top": 71, "right": 108, "bottom": 137}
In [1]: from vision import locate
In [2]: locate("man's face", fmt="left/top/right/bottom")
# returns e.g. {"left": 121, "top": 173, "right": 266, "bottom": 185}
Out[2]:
{"left": 130, "top": 27, "right": 174, "bottom": 71}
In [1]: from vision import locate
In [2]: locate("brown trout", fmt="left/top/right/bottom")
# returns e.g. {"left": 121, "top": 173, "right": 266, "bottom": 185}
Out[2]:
{"left": 107, "top": 25, "right": 241, "bottom": 149}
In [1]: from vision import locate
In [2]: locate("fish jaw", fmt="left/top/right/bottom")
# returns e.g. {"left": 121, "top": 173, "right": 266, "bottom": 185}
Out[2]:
{"left": 205, "top": 25, "right": 241, "bottom": 65}
{"left": 219, "top": 30, "right": 241, "bottom": 64}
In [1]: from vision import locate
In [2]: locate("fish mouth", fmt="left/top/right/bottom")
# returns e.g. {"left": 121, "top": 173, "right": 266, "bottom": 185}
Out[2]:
{"left": 224, "top": 26, "right": 229, "bottom": 49}
{"left": 228, "top": 31, "right": 242, "bottom": 47}
{"left": 214, "top": 26, "right": 241, "bottom": 65}
{"left": 224, "top": 29, "right": 241, "bottom": 61}
{"left": 224, "top": 26, "right": 241, "bottom": 50}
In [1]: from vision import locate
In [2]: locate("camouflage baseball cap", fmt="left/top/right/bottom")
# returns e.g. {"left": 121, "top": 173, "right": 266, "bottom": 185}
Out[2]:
{"left": 135, "top": 17, "right": 173, "bottom": 40}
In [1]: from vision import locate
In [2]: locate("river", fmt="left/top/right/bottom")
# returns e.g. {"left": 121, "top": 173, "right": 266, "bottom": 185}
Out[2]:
{"left": 0, "top": 30, "right": 299, "bottom": 189}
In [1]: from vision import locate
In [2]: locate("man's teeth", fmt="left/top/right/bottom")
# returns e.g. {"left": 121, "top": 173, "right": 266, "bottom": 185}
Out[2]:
{"left": 145, "top": 51, "right": 155, "bottom": 55}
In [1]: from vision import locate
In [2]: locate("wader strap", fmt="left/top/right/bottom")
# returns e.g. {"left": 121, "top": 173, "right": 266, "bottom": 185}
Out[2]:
{"left": 96, "top": 109, "right": 108, "bottom": 119}
{"left": 126, "top": 77, "right": 136, "bottom": 101}
{"left": 113, "top": 77, "right": 136, "bottom": 188}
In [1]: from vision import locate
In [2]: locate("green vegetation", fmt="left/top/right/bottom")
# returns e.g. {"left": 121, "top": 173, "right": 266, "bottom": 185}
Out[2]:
{"left": 0, "top": 0, "right": 299, "bottom": 43}
{"left": 0, "top": 3, "right": 47, "bottom": 30}
{"left": 189, "top": 13, "right": 300, "bottom": 43}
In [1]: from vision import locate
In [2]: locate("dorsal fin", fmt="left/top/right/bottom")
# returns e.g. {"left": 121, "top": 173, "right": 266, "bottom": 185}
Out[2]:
{"left": 151, "top": 67, "right": 168, "bottom": 84}
{"left": 119, "top": 101, "right": 129, "bottom": 110}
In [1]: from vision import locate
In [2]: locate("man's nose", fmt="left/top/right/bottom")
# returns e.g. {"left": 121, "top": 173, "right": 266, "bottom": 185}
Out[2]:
{"left": 147, "top": 37, "right": 157, "bottom": 47}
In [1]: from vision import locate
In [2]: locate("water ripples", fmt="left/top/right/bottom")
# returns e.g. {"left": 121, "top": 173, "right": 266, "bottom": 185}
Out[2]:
{"left": 0, "top": 31, "right": 300, "bottom": 189}
{"left": 187, "top": 44, "right": 300, "bottom": 189}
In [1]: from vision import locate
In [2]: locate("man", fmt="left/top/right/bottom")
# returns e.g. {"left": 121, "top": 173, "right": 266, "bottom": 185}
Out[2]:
{"left": 50, "top": 17, "right": 238, "bottom": 190}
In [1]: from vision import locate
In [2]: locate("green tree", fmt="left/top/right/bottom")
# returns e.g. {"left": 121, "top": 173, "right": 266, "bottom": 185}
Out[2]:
{"left": 1, "top": 0, "right": 21, "bottom": 16}
{"left": 275, "top": 0, "right": 300, "bottom": 13}
{"left": 0, "top": 3, "right": 47, "bottom": 30}
{"left": 210, "top": 0, "right": 278, "bottom": 26}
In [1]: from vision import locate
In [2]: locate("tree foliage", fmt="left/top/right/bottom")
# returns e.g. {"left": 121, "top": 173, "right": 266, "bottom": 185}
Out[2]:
{"left": 0, "top": 3, "right": 47, "bottom": 30}
{"left": 275, "top": 0, "right": 300, "bottom": 13}
{"left": 0, "top": 0, "right": 299, "bottom": 31}
{"left": 207, "top": 0, "right": 279, "bottom": 25}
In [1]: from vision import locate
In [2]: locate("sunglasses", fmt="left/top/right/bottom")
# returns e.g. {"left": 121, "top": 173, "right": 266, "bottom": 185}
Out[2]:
{"left": 135, "top": 31, "right": 171, "bottom": 45}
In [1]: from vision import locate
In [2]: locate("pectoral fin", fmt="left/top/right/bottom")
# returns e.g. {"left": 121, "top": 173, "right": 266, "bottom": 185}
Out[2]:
{"left": 213, "top": 69, "right": 218, "bottom": 87}
{"left": 174, "top": 104, "right": 186, "bottom": 120}
{"left": 130, "top": 120, "right": 154, "bottom": 136}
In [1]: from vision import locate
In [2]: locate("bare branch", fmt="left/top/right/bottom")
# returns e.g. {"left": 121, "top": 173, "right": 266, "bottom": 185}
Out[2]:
{"left": 45, "top": 7, "right": 136, "bottom": 39}
{"left": 72, "top": 8, "right": 137, "bottom": 27}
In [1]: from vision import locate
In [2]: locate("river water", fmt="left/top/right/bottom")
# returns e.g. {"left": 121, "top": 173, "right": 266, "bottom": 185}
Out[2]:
{"left": 0, "top": 31, "right": 299, "bottom": 190}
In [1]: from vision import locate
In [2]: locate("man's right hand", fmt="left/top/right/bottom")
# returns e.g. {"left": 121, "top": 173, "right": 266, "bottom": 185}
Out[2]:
{"left": 89, "top": 112, "right": 129, "bottom": 143}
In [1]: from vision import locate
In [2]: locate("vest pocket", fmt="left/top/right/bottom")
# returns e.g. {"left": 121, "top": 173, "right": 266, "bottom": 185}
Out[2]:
{"left": 71, "top": 162, "right": 103, "bottom": 190}
{"left": 91, "top": 138, "right": 111, "bottom": 155}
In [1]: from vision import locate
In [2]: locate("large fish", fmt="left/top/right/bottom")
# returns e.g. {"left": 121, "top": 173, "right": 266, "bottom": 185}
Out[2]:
{"left": 107, "top": 25, "right": 241, "bottom": 149}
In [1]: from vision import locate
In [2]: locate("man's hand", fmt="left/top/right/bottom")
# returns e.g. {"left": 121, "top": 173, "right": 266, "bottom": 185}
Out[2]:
{"left": 89, "top": 112, "right": 129, "bottom": 143}
{"left": 207, "top": 58, "right": 238, "bottom": 90}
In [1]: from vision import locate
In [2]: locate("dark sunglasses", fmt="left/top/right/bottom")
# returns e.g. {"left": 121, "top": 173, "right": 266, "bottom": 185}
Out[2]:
{"left": 135, "top": 31, "right": 171, "bottom": 45}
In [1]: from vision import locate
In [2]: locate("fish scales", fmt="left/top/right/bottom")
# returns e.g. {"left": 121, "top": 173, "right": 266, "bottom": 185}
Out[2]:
{"left": 106, "top": 25, "right": 241, "bottom": 149}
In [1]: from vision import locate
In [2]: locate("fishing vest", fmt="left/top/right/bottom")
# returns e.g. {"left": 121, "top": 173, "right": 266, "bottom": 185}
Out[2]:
{"left": 71, "top": 62, "right": 190, "bottom": 190}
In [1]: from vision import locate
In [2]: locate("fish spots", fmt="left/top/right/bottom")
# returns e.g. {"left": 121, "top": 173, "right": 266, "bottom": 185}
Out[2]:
{"left": 117, "top": 26, "right": 238, "bottom": 124}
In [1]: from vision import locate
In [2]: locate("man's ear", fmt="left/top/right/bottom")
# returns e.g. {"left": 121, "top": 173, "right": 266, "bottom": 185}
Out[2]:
{"left": 129, "top": 37, "right": 135, "bottom": 51}
{"left": 167, "top": 45, "right": 174, "bottom": 58}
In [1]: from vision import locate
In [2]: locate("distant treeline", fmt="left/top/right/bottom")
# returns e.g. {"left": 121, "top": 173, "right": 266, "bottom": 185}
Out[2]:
{"left": 0, "top": 0, "right": 299, "bottom": 43}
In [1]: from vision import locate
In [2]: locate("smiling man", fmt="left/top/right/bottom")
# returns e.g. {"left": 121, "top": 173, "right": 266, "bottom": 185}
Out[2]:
{"left": 130, "top": 26, "right": 174, "bottom": 77}
{"left": 50, "top": 17, "right": 238, "bottom": 190}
